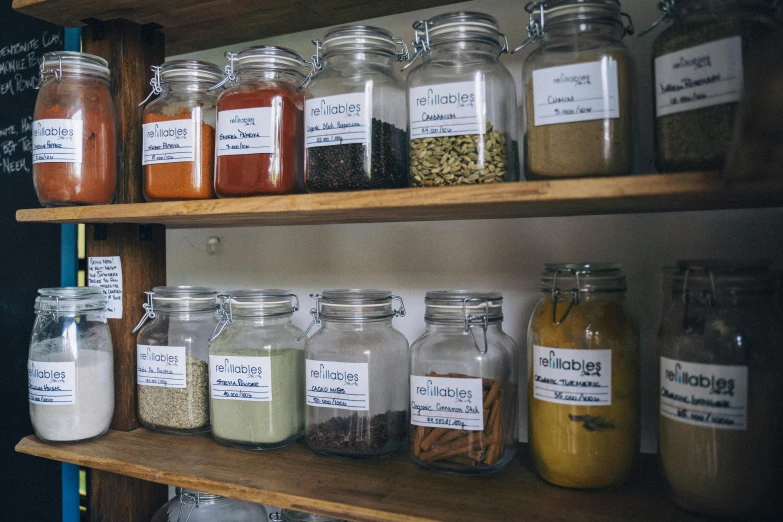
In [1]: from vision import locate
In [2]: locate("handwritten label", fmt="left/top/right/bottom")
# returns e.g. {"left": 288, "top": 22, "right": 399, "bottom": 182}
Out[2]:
{"left": 142, "top": 119, "right": 195, "bottom": 165}
{"left": 655, "top": 37, "right": 743, "bottom": 117}
{"left": 409, "top": 81, "right": 484, "bottom": 139}
{"left": 410, "top": 376, "right": 483, "bottom": 430}
{"left": 28, "top": 360, "right": 75, "bottom": 405}
{"left": 533, "top": 345, "right": 612, "bottom": 406}
{"left": 305, "top": 93, "right": 369, "bottom": 148}
{"left": 660, "top": 357, "right": 748, "bottom": 430}
{"left": 87, "top": 256, "right": 122, "bottom": 319}
{"left": 32, "top": 118, "right": 82, "bottom": 163}
{"left": 137, "top": 345, "right": 186, "bottom": 388}
{"left": 305, "top": 359, "right": 369, "bottom": 411}
{"left": 532, "top": 59, "right": 620, "bottom": 126}
{"left": 209, "top": 355, "right": 272, "bottom": 402}
{"left": 216, "top": 107, "right": 272, "bottom": 156}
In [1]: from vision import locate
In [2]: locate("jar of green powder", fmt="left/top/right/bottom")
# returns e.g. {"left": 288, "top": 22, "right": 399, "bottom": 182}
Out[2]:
{"left": 208, "top": 290, "right": 306, "bottom": 450}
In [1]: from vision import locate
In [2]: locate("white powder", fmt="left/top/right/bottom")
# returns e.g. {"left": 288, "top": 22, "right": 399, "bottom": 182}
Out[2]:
{"left": 29, "top": 346, "right": 114, "bottom": 442}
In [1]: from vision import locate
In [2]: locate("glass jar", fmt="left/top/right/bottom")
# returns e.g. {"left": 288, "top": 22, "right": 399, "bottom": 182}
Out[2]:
{"left": 214, "top": 46, "right": 308, "bottom": 197}
{"left": 132, "top": 286, "right": 218, "bottom": 435}
{"left": 409, "top": 291, "right": 518, "bottom": 475}
{"left": 516, "top": 1, "right": 635, "bottom": 179}
{"left": 657, "top": 262, "right": 783, "bottom": 518}
{"left": 33, "top": 51, "right": 117, "bottom": 206}
{"left": 404, "top": 12, "right": 519, "bottom": 187}
{"left": 304, "top": 290, "right": 408, "bottom": 459}
{"left": 304, "top": 26, "right": 409, "bottom": 192}
{"left": 140, "top": 60, "right": 223, "bottom": 201}
{"left": 151, "top": 489, "right": 267, "bottom": 522}
{"left": 208, "top": 290, "right": 306, "bottom": 450}
{"left": 645, "top": 0, "right": 780, "bottom": 172}
{"left": 271, "top": 509, "right": 346, "bottom": 522}
{"left": 28, "top": 287, "right": 114, "bottom": 443}
{"left": 527, "top": 263, "right": 639, "bottom": 488}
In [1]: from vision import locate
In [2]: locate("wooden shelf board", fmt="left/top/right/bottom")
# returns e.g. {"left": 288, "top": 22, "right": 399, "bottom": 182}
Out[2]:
{"left": 16, "top": 429, "right": 705, "bottom": 522}
{"left": 12, "top": 0, "right": 458, "bottom": 55}
{"left": 15, "top": 173, "right": 783, "bottom": 228}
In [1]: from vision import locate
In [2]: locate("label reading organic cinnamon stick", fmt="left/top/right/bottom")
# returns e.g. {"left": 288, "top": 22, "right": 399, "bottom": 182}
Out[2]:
{"left": 410, "top": 376, "right": 484, "bottom": 430}
{"left": 533, "top": 345, "right": 612, "bottom": 406}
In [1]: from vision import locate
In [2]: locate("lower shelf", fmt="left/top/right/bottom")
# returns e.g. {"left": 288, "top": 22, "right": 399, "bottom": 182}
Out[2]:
{"left": 16, "top": 429, "right": 705, "bottom": 522}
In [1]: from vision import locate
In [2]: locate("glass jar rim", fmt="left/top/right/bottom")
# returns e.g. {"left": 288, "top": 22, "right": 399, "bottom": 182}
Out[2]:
{"left": 35, "top": 286, "right": 107, "bottom": 312}
{"left": 317, "top": 289, "right": 399, "bottom": 322}
{"left": 420, "top": 11, "right": 505, "bottom": 48}
{"left": 540, "top": 262, "right": 627, "bottom": 292}
{"left": 664, "top": 261, "right": 774, "bottom": 296}
{"left": 233, "top": 45, "right": 309, "bottom": 77}
{"left": 218, "top": 289, "right": 298, "bottom": 317}
{"left": 175, "top": 488, "right": 224, "bottom": 503}
{"left": 279, "top": 509, "right": 345, "bottom": 522}
{"left": 158, "top": 59, "right": 224, "bottom": 84}
{"left": 150, "top": 286, "right": 218, "bottom": 311}
{"left": 321, "top": 25, "right": 400, "bottom": 57}
{"left": 41, "top": 51, "right": 110, "bottom": 81}
{"left": 424, "top": 290, "right": 503, "bottom": 323}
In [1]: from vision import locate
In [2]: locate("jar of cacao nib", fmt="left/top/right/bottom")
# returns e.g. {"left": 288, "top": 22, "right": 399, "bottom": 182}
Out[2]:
{"left": 303, "top": 290, "right": 408, "bottom": 460}
{"left": 304, "top": 26, "right": 409, "bottom": 192}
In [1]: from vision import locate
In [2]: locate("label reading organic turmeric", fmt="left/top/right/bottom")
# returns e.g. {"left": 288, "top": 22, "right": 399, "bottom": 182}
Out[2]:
{"left": 533, "top": 345, "right": 612, "bottom": 406}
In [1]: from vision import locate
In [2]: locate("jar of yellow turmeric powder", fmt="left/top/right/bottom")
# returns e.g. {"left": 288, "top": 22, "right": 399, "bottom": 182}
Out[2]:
{"left": 527, "top": 263, "right": 639, "bottom": 488}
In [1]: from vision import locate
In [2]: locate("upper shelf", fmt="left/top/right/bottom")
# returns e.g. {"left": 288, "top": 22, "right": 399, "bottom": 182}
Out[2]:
{"left": 13, "top": 0, "right": 458, "bottom": 55}
{"left": 15, "top": 172, "right": 783, "bottom": 228}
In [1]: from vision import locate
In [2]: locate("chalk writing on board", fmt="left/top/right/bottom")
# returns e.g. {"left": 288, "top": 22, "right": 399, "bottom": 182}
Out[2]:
{"left": 88, "top": 256, "right": 123, "bottom": 319}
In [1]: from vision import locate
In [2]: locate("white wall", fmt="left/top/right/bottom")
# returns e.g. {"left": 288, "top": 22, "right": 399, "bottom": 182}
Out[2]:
{"left": 167, "top": 0, "right": 783, "bottom": 453}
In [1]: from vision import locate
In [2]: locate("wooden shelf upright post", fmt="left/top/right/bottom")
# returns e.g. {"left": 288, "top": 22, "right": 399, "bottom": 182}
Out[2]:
{"left": 81, "top": 18, "right": 168, "bottom": 522}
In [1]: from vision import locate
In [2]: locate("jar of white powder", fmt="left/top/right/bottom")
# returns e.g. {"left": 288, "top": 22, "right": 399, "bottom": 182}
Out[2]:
{"left": 28, "top": 287, "right": 114, "bottom": 443}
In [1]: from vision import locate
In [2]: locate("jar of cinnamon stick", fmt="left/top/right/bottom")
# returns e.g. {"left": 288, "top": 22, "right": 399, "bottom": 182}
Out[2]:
{"left": 410, "top": 291, "right": 518, "bottom": 474}
{"left": 140, "top": 60, "right": 223, "bottom": 201}
{"left": 214, "top": 46, "right": 309, "bottom": 197}
{"left": 33, "top": 52, "right": 117, "bottom": 206}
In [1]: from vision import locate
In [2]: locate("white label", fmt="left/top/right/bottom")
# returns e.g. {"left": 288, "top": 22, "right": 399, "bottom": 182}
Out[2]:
{"left": 533, "top": 345, "right": 612, "bottom": 406}
{"left": 305, "top": 93, "right": 369, "bottom": 148}
{"left": 28, "top": 360, "right": 76, "bottom": 405}
{"left": 305, "top": 359, "right": 369, "bottom": 411}
{"left": 32, "top": 118, "right": 83, "bottom": 164}
{"left": 655, "top": 37, "right": 744, "bottom": 117}
{"left": 532, "top": 59, "right": 620, "bottom": 126}
{"left": 216, "top": 107, "right": 272, "bottom": 156}
{"left": 137, "top": 345, "right": 187, "bottom": 388}
{"left": 410, "top": 376, "right": 484, "bottom": 430}
{"left": 87, "top": 256, "right": 122, "bottom": 319}
{"left": 142, "top": 119, "right": 195, "bottom": 165}
{"left": 209, "top": 355, "right": 272, "bottom": 402}
{"left": 409, "top": 81, "right": 484, "bottom": 139}
{"left": 660, "top": 357, "right": 748, "bottom": 430}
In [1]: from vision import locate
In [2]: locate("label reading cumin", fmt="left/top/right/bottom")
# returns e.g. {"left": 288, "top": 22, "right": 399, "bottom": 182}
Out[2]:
{"left": 216, "top": 107, "right": 272, "bottom": 156}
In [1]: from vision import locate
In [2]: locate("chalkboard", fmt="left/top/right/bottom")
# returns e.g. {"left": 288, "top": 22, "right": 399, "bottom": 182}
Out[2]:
{"left": 0, "top": 1, "right": 63, "bottom": 520}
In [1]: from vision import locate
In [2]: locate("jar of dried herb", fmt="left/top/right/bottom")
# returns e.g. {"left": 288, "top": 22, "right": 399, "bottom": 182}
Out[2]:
{"left": 214, "top": 46, "right": 309, "bottom": 197}
{"left": 527, "top": 263, "right": 639, "bottom": 488}
{"left": 644, "top": 0, "right": 780, "bottom": 172}
{"left": 409, "top": 291, "right": 518, "bottom": 474}
{"left": 208, "top": 290, "right": 306, "bottom": 450}
{"left": 304, "top": 290, "right": 408, "bottom": 460}
{"left": 304, "top": 26, "right": 409, "bottom": 192}
{"left": 140, "top": 60, "right": 223, "bottom": 201}
{"left": 132, "top": 287, "right": 219, "bottom": 435}
{"left": 33, "top": 51, "right": 117, "bottom": 206}
{"left": 404, "top": 12, "right": 519, "bottom": 187}
{"left": 657, "top": 262, "right": 783, "bottom": 518}
{"left": 515, "top": 1, "right": 635, "bottom": 179}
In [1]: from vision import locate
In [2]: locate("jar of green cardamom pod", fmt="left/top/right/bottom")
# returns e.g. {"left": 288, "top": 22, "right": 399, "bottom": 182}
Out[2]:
{"left": 645, "top": 0, "right": 780, "bottom": 172}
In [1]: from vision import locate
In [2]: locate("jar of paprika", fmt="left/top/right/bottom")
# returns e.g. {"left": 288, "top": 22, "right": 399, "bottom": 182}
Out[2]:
{"left": 33, "top": 52, "right": 117, "bottom": 206}
{"left": 214, "top": 46, "right": 309, "bottom": 197}
{"left": 140, "top": 60, "right": 223, "bottom": 201}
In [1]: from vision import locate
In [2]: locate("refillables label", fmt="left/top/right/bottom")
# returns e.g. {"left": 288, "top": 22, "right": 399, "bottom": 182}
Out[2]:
{"left": 137, "top": 344, "right": 187, "bottom": 388}
{"left": 533, "top": 345, "right": 612, "bottom": 406}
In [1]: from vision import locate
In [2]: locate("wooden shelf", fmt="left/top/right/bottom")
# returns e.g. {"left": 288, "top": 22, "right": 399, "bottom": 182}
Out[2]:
{"left": 15, "top": 173, "right": 783, "bottom": 228}
{"left": 16, "top": 429, "right": 705, "bottom": 522}
{"left": 13, "top": 0, "right": 458, "bottom": 55}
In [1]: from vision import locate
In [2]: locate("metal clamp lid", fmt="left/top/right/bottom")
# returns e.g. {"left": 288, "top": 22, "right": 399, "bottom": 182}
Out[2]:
{"left": 639, "top": 0, "right": 675, "bottom": 37}
{"left": 462, "top": 297, "right": 492, "bottom": 355}
{"left": 138, "top": 65, "right": 162, "bottom": 106}
{"left": 209, "top": 51, "right": 239, "bottom": 91}
{"left": 131, "top": 291, "right": 156, "bottom": 333}
{"left": 297, "top": 292, "right": 406, "bottom": 341}
{"left": 209, "top": 291, "right": 301, "bottom": 342}
{"left": 550, "top": 268, "right": 581, "bottom": 324}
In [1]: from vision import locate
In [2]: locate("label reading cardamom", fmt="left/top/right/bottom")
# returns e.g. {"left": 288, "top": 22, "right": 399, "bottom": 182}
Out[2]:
{"left": 409, "top": 81, "right": 485, "bottom": 139}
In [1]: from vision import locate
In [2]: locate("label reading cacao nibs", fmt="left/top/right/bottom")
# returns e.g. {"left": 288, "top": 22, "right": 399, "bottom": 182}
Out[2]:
{"left": 533, "top": 345, "right": 612, "bottom": 406}
{"left": 32, "top": 118, "right": 83, "bottom": 164}
{"left": 305, "top": 359, "right": 369, "bottom": 411}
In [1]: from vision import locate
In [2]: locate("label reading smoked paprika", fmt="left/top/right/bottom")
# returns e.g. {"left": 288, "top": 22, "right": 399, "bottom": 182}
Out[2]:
{"left": 216, "top": 108, "right": 272, "bottom": 156}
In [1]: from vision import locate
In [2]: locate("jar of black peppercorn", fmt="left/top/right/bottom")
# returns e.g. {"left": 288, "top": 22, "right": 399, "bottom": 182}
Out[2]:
{"left": 303, "top": 26, "right": 409, "bottom": 192}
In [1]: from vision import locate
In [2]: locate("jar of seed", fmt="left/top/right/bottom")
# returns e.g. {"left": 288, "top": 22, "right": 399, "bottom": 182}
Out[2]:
{"left": 208, "top": 290, "right": 306, "bottom": 450}
{"left": 515, "top": 0, "right": 635, "bottom": 179}
{"left": 132, "top": 287, "right": 219, "bottom": 435}
{"left": 644, "top": 0, "right": 780, "bottom": 172}
{"left": 404, "top": 12, "right": 519, "bottom": 187}
{"left": 304, "top": 26, "right": 409, "bottom": 192}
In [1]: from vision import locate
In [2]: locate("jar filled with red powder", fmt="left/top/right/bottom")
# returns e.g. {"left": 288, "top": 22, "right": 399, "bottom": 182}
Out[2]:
{"left": 140, "top": 60, "right": 223, "bottom": 201}
{"left": 214, "top": 46, "right": 308, "bottom": 197}
{"left": 33, "top": 52, "right": 117, "bottom": 206}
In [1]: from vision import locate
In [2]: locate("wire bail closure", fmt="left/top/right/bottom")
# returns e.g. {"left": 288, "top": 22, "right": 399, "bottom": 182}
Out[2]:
{"left": 403, "top": 19, "right": 432, "bottom": 71}
{"left": 138, "top": 65, "right": 162, "bottom": 106}
{"left": 210, "top": 293, "right": 301, "bottom": 342}
{"left": 208, "top": 52, "right": 238, "bottom": 91}
{"left": 176, "top": 491, "right": 200, "bottom": 522}
{"left": 297, "top": 293, "right": 405, "bottom": 341}
{"left": 679, "top": 265, "right": 717, "bottom": 332}
{"left": 131, "top": 291, "right": 156, "bottom": 333}
{"left": 37, "top": 52, "right": 63, "bottom": 89}
{"left": 462, "top": 297, "right": 491, "bottom": 354}
{"left": 639, "top": 0, "right": 675, "bottom": 37}
{"left": 551, "top": 269, "right": 580, "bottom": 325}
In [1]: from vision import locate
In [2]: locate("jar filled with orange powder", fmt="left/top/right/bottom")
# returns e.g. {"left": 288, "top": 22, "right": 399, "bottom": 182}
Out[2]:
{"left": 140, "top": 60, "right": 223, "bottom": 201}
{"left": 33, "top": 52, "right": 117, "bottom": 206}
{"left": 214, "top": 46, "right": 308, "bottom": 197}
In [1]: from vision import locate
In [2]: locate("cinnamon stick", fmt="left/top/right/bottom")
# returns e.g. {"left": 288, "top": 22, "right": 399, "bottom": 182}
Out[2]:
{"left": 448, "top": 455, "right": 481, "bottom": 467}
{"left": 484, "top": 393, "right": 504, "bottom": 465}
{"left": 431, "top": 428, "right": 467, "bottom": 447}
{"left": 483, "top": 379, "right": 502, "bottom": 410}
{"left": 420, "top": 428, "right": 448, "bottom": 451}
{"left": 419, "top": 433, "right": 494, "bottom": 463}
{"left": 412, "top": 426, "right": 424, "bottom": 458}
